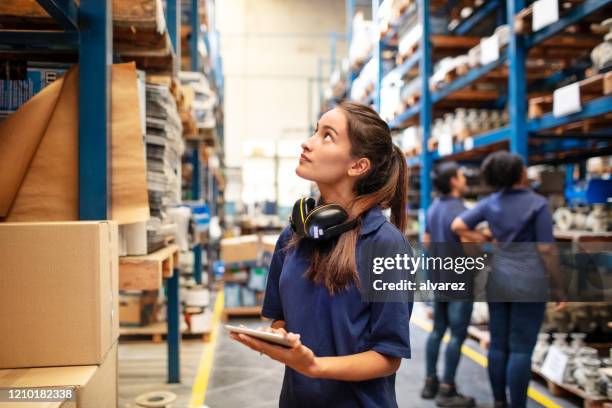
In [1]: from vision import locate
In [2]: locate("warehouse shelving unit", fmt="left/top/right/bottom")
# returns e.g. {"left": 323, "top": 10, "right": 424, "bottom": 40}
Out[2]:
{"left": 0, "top": 0, "right": 183, "bottom": 384}
{"left": 365, "top": 0, "right": 612, "bottom": 235}
{"left": 181, "top": 0, "right": 226, "bottom": 290}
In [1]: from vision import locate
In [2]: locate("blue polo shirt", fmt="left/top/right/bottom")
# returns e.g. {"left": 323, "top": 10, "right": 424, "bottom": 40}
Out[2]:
{"left": 458, "top": 187, "right": 554, "bottom": 243}
{"left": 426, "top": 196, "right": 467, "bottom": 243}
{"left": 262, "top": 206, "right": 413, "bottom": 408}
{"left": 458, "top": 188, "right": 554, "bottom": 300}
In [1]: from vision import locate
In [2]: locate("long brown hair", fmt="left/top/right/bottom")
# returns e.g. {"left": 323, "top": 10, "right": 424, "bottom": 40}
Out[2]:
{"left": 292, "top": 101, "right": 408, "bottom": 294}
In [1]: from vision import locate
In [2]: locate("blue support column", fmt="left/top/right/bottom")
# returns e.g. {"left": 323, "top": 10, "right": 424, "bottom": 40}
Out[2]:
{"left": 167, "top": 268, "right": 181, "bottom": 383}
{"left": 191, "top": 144, "right": 201, "bottom": 200}
{"left": 418, "top": 0, "right": 433, "bottom": 237}
{"left": 372, "top": 0, "right": 382, "bottom": 113}
{"left": 193, "top": 243, "right": 203, "bottom": 284}
{"left": 166, "top": 0, "right": 181, "bottom": 71}
{"left": 78, "top": 0, "right": 112, "bottom": 220}
{"left": 507, "top": 0, "right": 528, "bottom": 161}
{"left": 190, "top": 0, "right": 200, "bottom": 72}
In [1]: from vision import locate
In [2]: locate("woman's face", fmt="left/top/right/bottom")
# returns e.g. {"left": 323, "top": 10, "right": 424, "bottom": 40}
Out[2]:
{"left": 296, "top": 108, "right": 355, "bottom": 185}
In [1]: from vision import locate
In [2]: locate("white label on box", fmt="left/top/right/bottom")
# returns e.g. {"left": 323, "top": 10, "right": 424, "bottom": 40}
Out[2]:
{"left": 532, "top": 0, "right": 559, "bottom": 32}
{"left": 480, "top": 34, "right": 500, "bottom": 65}
{"left": 553, "top": 82, "right": 581, "bottom": 117}
{"left": 540, "top": 345, "right": 568, "bottom": 384}
{"left": 464, "top": 137, "right": 474, "bottom": 151}
{"left": 438, "top": 133, "right": 454, "bottom": 156}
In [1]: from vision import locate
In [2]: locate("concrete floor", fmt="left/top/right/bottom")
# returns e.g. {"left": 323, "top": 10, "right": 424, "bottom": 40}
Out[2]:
{"left": 118, "top": 340, "right": 206, "bottom": 408}
{"left": 117, "top": 304, "right": 582, "bottom": 408}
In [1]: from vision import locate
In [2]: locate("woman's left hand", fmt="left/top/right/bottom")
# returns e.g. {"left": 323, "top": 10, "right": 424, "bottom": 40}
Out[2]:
{"left": 230, "top": 328, "right": 322, "bottom": 378}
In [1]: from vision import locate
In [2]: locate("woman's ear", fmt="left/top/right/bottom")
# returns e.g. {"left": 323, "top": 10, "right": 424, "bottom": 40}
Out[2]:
{"left": 348, "top": 157, "right": 371, "bottom": 177}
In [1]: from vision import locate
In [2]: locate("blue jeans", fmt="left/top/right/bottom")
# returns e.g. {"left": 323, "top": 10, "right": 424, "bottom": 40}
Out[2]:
{"left": 488, "top": 302, "right": 546, "bottom": 408}
{"left": 426, "top": 301, "right": 473, "bottom": 384}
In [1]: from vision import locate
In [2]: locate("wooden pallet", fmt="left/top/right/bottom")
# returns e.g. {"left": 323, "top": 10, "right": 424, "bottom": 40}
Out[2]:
{"left": 222, "top": 306, "right": 263, "bottom": 322}
{"left": 529, "top": 72, "right": 612, "bottom": 119}
{"left": 532, "top": 367, "right": 611, "bottom": 408}
{"left": 120, "top": 321, "right": 211, "bottom": 343}
{"left": 119, "top": 244, "right": 180, "bottom": 290}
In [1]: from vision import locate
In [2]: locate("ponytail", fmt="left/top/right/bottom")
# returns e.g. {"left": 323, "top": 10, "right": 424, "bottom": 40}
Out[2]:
{"left": 389, "top": 144, "right": 408, "bottom": 232}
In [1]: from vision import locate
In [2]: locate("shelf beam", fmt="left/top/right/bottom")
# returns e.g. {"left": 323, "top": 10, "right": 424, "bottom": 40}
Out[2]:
{"left": 383, "top": 51, "right": 420, "bottom": 85}
{"left": 35, "top": 0, "right": 78, "bottom": 31}
{"left": 528, "top": 95, "right": 612, "bottom": 132}
{"left": 389, "top": 103, "right": 420, "bottom": 129}
{"left": 453, "top": 0, "right": 500, "bottom": 35}
{"left": 432, "top": 52, "right": 507, "bottom": 103}
{"left": 524, "top": 0, "right": 612, "bottom": 49}
{"left": 0, "top": 30, "right": 78, "bottom": 51}
{"left": 78, "top": 0, "right": 112, "bottom": 220}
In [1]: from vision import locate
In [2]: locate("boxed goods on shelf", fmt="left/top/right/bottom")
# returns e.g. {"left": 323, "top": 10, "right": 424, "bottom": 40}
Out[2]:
{"left": 119, "top": 290, "right": 160, "bottom": 327}
{"left": 0, "top": 221, "right": 119, "bottom": 369}
{"left": 221, "top": 235, "right": 261, "bottom": 264}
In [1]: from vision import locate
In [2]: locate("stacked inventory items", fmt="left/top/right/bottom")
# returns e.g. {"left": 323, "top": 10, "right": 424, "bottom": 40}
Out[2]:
{"left": 221, "top": 235, "right": 277, "bottom": 319}
{"left": 146, "top": 83, "right": 185, "bottom": 252}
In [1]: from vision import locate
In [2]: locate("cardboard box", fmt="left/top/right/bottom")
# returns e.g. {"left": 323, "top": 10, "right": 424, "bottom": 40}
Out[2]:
{"left": 261, "top": 234, "right": 279, "bottom": 254}
{"left": 0, "top": 221, "right": 119, "bottom": 369}
{"left": 0, "top": 342, "right": 118, "bottom": 408}
{"left": 220, "top": 235, "right": 260, "bottom": 263}
{"left": 119, "top": 290, "right": 158, "bottom": 327}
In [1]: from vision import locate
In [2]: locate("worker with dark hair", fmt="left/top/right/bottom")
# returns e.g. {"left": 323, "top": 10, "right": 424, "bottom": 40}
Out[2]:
{"left": 421, "top": 161, "right": 483, "bottom": 408}
{"left": 451, "top": 151, "right": 564, "bottom": 408}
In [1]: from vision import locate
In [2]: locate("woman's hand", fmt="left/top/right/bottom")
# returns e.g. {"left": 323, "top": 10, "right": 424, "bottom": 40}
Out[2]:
{"left": 230, "top": 326, "right": 322, "bottom": 378}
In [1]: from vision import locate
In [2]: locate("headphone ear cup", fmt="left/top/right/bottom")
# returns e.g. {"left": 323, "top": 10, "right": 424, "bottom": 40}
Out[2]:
{"left": 291, "top": 197, "right": 315, "bottom": 236}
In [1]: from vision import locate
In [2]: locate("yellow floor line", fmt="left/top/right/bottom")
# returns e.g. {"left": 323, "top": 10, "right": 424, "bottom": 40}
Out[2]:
{"left": 411, "top": 315, "right": 561, "bottom": 408}
{"left": 189, "top": 291, "right": 224, "bottom": 408}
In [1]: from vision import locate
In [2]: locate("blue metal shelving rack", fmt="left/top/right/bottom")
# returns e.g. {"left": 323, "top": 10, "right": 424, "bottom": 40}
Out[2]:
{"left": 362, "top": 0, "right": 612, "bottom": 236}
{"left": 0, "top": 0, "right": 184, "bottom": 384}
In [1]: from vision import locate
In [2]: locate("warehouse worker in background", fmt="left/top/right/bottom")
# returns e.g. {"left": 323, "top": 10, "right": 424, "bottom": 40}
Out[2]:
{"left": 230, "top": 101, "right": 413, "bottom": 408}
{"left": 451, "top": 151, "right": 564, "bottom": 408}
{"left": 421, "top": 162, "right": 485, "bottom": 408}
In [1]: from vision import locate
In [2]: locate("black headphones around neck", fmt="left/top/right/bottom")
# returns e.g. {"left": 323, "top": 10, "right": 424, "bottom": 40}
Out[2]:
{"left": 289, "top": 197, "right": 358, "bottom": 240}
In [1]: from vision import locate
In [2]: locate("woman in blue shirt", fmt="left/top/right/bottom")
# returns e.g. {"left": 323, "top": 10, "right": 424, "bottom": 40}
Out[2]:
{"left": 230, "top": 102, "right": 413, "bottom": 407}
{"left": 451, "top": 151, "right": 563, "bottom": 408}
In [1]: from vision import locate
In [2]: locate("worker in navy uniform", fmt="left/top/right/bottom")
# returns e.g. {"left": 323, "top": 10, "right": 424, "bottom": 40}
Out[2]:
{"left": 452, "top": 151, "right": 565, "bottom": 408}
{"left": 421, "top": 162, "right": 486, "bottom": 407}
{"left": 230, "top": 102, "right": 413, "bottom": 408}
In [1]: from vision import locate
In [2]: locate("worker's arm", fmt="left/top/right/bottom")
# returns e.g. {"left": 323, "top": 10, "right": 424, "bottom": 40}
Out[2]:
{"left": 230, "top": 327, "right": 401, "bottom": 381}
{"left": 451, "top": 217, "right": 490, "bottom": 243}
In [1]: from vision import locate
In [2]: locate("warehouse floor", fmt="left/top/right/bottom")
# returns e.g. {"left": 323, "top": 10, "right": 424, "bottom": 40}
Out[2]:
{"left": 118, "top": 341, "right": 206, "bottom": 408}
{"left": 117, "top": 304, "right": 582, "bottom": 408}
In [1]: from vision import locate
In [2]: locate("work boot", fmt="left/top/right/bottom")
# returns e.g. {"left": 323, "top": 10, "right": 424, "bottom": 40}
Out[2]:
{"left": 421, "top": 376, "right": 439, "bottom": 399}
{"left": 435, "top": 383, "right": 475, "bottom": 407}
{"left": 494, "top": 401, "right": 507, "bottom": 408}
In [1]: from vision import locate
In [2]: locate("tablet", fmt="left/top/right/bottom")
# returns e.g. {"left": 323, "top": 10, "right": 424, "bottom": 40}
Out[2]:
{"left": 225, "top": 324, "right": 293, "bottom": 348}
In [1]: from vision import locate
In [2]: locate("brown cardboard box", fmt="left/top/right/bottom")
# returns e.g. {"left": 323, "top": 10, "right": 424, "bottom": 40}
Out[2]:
{"left": 0, "top": 221, "right": 119, "bottom": 369}
{"left": 220, "top": 235, "right": 260, "bottom": 263}
{"left": 119, "top": 290, "right": 158, "bottom": 327}
{"left": 261, "top": 234, "right": 280, "bottom": 254}
{"left": 0, "top": 342, "right": 118, "bottom": 408}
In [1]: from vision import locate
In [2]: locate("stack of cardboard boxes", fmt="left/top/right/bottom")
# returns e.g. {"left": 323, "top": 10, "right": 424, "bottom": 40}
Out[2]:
{"left": 0, "top": 221, "right": 119, "bottom": 406}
